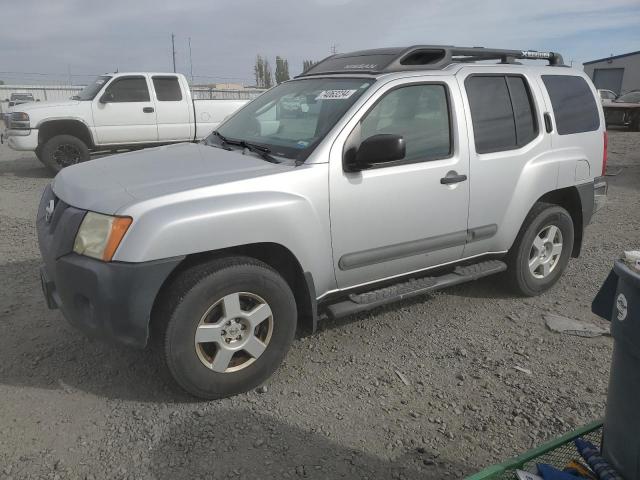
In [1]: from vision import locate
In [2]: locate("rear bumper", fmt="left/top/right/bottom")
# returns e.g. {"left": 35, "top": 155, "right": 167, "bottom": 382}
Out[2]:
{"left": 40, "top": 254, "right": 182, "bottom": 348}
{"left": 6, "top": 128, "right": 38, "bottom": 151}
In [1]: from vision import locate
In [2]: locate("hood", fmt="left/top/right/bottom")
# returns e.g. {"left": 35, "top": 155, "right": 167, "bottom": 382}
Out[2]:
{"left": 52, "top": 142, "right": 287, "bottom": 213}
{"left": 15, "top": 100, "right": 81, "bottom": 112}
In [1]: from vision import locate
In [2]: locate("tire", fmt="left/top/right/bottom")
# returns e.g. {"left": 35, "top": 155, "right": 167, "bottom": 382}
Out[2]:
{"left": 155, "top": 256, "right": 297, "bottom": 399}
{"left": 40, "top": 134, "right": 90, "bottom": 173}
{"left": 505, "top": 202, "right": 574, "bottom": 297}
{"left": 630, "top": 113, "right": 640, "bottom": 132}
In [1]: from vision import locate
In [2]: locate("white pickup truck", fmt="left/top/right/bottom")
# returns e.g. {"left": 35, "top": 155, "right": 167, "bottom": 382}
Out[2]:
{"left": 3, "top": 73, "right": 249, "bottom": 171}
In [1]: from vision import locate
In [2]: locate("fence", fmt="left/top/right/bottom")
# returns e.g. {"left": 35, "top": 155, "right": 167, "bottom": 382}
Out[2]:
{"left": 0, "top": 84, "right": 264, "bottom": 103}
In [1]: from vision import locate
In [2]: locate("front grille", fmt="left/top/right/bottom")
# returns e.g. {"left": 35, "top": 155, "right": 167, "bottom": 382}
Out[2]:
{"left": 37, "top": 184, "right": 86, "bottom": 261}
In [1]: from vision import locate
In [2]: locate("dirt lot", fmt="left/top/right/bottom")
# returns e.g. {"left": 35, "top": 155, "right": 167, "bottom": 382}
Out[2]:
{"left": 0, "top": 131, "right": 638, "bottom": 480}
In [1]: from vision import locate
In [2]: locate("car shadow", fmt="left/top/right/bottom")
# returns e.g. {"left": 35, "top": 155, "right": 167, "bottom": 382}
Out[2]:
{"left": 148, "top": 408, "right": 465, "bottom": 479}
{"left": 0, "top": 256, "right": 512, "bottom": 406}
{"left": 0, "top": 156, "right": 53, "bottom": 179}
{"left": 0, "top": 258, "right": 195, "bottom": 403}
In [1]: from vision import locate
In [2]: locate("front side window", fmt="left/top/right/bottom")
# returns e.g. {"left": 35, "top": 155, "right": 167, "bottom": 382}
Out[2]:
{"left": 209, "top": 77, "right": 374, "bottom": 161}
{"left": 75, "top": 75, "right": 112, "bottom": 101}
{"left": 542, "top": 75, "right": 599, "bottom": 135}
{"left": 104, "top": 76, "right": 150, "bottom": 103}
{"left": 359, "top": 84, "right": 451, "bottom": 162}
{"left": 465, "top": 75, "right": 538, "bottom": 154}
{"left": 153, "top": 76, "right": 182, "bottom": 101}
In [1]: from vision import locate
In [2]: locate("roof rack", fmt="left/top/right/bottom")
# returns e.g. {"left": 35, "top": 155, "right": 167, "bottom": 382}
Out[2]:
{"left": 297, "top": 45, "right": 565, "bottom": 77}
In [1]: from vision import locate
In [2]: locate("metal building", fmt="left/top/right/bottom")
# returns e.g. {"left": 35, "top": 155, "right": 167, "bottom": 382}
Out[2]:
{"left": 583, "top": 50, "right": 640, "bottom": 95}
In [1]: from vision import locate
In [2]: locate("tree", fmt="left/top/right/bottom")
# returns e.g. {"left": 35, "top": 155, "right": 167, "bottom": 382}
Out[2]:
{"left": 262, "top": 59, "right": 273, "bottom": 89}
{"left": 302, "top": 59, "right": 316, "bottom": 73}
{"left": 253, "top": 54, "right": 273, "bottom": 88}
{"left": 254, "top": 55, "right": 264, "bottom": 88}
{"left": 275, "top": 56, "right": 290, "bottom": 84}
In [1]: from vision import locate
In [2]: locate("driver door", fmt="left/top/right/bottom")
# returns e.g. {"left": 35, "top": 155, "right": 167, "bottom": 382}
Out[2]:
{"left": 92, "top": 75, "right": 158, "bottom": 145}
{"left": 329, "top": 78, "right": 471, "bottom": 289}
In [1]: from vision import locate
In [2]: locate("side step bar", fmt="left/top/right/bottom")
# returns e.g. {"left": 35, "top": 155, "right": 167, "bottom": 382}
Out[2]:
{"left": 325, "top": 260, "right": 507, "bottom": 320}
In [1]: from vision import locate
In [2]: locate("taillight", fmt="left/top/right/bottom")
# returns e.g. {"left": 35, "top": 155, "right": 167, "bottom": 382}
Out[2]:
{"left": 602, "top": 131, "right": 608, "bottom": 176}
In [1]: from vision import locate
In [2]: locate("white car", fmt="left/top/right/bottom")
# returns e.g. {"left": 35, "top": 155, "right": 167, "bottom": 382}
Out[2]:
{"left": 598, "top": 88, "right": 618, "bottom": 105}
{"left": 4, "top": 73, "right": 249, "bottom": 171}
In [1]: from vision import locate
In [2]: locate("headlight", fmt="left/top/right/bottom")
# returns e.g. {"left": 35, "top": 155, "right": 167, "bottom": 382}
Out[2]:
{"left": 11, "top": 112, "right": 29, "bottom": 121}
{"left": 10, "top": 112, "right": 30, "bottom": 130}
{"left": 73, "top": 212, "right": 132, "bottom": 261}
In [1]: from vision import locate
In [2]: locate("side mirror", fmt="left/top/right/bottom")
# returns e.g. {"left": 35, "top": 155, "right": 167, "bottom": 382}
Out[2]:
{"left": 344, "top": 134, "right": 406, "bottom": 172}
{"left": 99, "top": 91, "right": 114, "bottom": 103}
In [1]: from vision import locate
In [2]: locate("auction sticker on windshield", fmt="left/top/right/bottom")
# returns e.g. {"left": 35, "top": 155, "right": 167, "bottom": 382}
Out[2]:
{"left": 316, "top": 89, "right": 357, "bottom": 100}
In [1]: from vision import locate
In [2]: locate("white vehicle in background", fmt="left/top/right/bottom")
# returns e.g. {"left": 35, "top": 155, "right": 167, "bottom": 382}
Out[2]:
{"left": 597, "top": 89, "right": 618, "bottom": 105}
{"left": 3, "top": 73, "right": 249, "bottom": 171}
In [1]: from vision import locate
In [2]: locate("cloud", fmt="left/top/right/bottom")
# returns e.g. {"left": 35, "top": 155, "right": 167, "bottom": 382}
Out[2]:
{"left": 0, "top": 0, "right": 638, "bottom": 85}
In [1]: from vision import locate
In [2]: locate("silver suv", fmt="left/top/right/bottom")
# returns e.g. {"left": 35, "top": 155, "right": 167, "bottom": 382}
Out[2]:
{"left": 37, "top": 46, "right": 608, "bottom": 399}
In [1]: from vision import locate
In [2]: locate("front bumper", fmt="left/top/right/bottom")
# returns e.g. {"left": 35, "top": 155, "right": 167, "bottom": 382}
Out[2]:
{"left": 5, "top": 128, "right": 38, "bottom": 150}
{"left": 37, "top": 184, "right": 183, "bottom": 348}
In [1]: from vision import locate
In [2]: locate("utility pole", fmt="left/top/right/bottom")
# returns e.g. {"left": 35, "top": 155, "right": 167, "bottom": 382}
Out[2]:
{"left": 171, "top": 33, "right": 177, "bottom": 73}
{"left": 330, "top": 44, "right": 338, "bottom": 55}
{"left": 67, "top": 65, "right": 72, "bottom": 86}
{"left": 188, "top": 37, "right": 194, "bottom": 85}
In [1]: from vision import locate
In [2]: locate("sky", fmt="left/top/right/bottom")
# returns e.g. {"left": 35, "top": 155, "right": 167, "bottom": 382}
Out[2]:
{"left": 1, "top": 0, "right": 639, "bottom": 86}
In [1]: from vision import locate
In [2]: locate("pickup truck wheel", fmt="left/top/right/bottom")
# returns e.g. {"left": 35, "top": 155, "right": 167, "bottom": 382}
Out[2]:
{"left": 156, "top": 256, "right": 297, "bottom": 399}
{"left": 505, "top": 202, "right": 574, "bottom": 297}
{"left": 40, "top": 135, "right": 90, "bottom": 172}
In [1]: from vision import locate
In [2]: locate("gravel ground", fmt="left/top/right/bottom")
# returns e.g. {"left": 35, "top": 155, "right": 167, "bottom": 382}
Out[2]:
{"left": 0, "top": 130, "right": 638, "bottom": 480}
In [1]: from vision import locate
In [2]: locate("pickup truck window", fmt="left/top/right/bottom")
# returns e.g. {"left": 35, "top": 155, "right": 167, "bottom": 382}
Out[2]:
{"left": 104, "top": 76, "right": 150, "bottom": 103}
{"left": 616, "top": 91, "right": 640, "bottom": 103}
{"left": 153, "top": 76, "right": 182, "bottom": 101}
{"left": 210, "top": 78, "right": 374, "bottom": 161}
{"left": 359, "top": 83, "right": 451, "bottom": 163}
{"left": 75, "top": 75, "right": 112, "bottom": 101}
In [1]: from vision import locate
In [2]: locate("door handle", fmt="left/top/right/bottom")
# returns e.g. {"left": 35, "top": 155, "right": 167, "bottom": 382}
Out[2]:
{"left": 544, "top": 112, "right": 553, "bottom": 133}
{"left": 143, "top": 107, "right": 154, "bottom": 113}
{"left": 440, "top": 171, "right": 467, "bottom": 185}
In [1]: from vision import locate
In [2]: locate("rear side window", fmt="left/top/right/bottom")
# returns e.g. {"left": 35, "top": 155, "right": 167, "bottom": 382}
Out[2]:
{"left": 541, "top": 75, "right": 599, "bottom": 135}
{"left": 465, "top": 75, "right": 538, "bottom": 154}
{"left": 105, "top": 76, "right": 150, "bottom": 102}
{"left": 153, "top": 76, "right": 182, "bottom": 101}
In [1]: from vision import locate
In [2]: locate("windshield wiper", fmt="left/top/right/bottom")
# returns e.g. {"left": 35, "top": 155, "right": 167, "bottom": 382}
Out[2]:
{"left": 210, "top": 131, "right": 279, "bottom": 164}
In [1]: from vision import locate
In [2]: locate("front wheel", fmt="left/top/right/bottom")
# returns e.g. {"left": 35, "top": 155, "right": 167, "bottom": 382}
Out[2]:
{"left": 39, "top": 134, "right": 90, "bottom": 173}
{"left": 505, "top": 203, "right": 574, "bottom": 297}
{"left": 156, "top": 257, "right": 297, "bottom": 399}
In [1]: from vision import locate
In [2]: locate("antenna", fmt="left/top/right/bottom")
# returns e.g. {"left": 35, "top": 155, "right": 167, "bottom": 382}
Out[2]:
{"left": 188, "top": 37, "right": 194, "bottom": 85}
{"left": 171, "top": 33, "right": 177, "bottom": 73}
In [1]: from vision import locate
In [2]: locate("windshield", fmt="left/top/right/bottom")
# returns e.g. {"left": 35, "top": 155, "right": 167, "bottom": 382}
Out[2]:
{"left": 207, "top": 77, "right": 374, "bottom": 162}
{"left": 74, "top": 75, "right": 112, "bottom": 100}
{"left": 616, "top": 91, "right": 640, "bottom": 103}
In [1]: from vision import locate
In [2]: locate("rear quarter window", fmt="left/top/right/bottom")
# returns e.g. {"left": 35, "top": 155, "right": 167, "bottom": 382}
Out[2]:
{"left": 541, "top": 75, "right": 600, "bottom": 135}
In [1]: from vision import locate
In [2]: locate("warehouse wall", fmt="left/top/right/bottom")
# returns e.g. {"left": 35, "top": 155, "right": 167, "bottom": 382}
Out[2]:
{"left": 583, "top": 53, "right": 640, "bottom": 95}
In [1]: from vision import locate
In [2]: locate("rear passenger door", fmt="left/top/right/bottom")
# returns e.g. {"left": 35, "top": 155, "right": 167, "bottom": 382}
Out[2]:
{"left": 152, "top": 76, "right": 192, "bottom": 142}
{"left": 92, "top": 75, "right": 158, "bottom": 145}
{"left": 458, "top": 69, "right": 552, "bottom": 258}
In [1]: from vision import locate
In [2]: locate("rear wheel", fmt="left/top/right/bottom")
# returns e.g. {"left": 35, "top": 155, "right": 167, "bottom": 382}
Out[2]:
{"left": 155, "top": 256, "right": 297, "bottom": 399}
{"left": 506, "top": 203, "right": 574, "bottom": 296}
{"left": 40, "top": 134, "right": 90, "bottom": 172}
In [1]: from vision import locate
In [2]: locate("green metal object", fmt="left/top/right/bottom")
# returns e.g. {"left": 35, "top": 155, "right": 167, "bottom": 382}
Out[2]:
{"left": 467, "top": 420, "right": 603, "bottom": 480}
